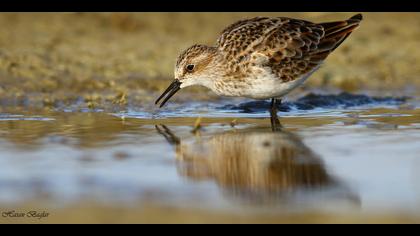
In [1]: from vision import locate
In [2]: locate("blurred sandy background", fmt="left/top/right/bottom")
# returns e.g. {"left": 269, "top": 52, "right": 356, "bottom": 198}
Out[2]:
{"left": 0, "top": 13, "right": 419, "bottom": 109}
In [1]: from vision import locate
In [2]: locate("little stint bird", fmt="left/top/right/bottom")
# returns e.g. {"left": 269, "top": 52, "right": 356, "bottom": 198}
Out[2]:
{"left": 156, "top": 14, "right": 363, "bottom": 129}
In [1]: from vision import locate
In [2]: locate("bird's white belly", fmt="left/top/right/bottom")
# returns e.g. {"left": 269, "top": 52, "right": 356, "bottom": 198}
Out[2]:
{"left": 243, "top": 76, "right": 305, "bottom": 99}
{"left": 210, "top": 65, "right": 320, "bottom": 99}
{"left": 241, "top": 67, "right": 316, "bottom": 100}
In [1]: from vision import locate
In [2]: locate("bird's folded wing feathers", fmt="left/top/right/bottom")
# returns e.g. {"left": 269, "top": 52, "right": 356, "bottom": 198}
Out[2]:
{"left": 216, "top": 15, "right": 362, "bottom": 82}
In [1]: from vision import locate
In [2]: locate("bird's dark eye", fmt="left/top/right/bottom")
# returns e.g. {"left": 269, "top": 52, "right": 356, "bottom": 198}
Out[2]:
{"left": 186, "top": 64, "right": 195, "bottom": 72}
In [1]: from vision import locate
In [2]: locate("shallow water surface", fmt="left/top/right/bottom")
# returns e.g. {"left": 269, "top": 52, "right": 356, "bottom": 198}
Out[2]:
{"left": 0, "top": 95, "right": 420, "bottom": 222}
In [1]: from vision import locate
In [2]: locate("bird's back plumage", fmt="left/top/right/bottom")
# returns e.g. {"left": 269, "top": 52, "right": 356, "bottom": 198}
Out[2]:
{"left": 215, "top": 14, "right": 363, "bottom": 83}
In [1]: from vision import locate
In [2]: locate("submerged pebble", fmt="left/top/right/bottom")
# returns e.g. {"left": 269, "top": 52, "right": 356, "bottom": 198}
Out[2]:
{"left": 113, "top": 151, "right": 130, "bottom": 160}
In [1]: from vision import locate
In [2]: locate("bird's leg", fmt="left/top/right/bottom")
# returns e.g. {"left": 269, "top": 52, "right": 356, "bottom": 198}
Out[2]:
{"left": 270, "top": 98, "right": 283, "bottom": 132}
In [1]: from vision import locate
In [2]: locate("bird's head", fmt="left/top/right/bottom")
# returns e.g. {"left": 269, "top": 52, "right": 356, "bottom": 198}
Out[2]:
{"left": 155, "top": 44, "right": 218, "bottom": 107}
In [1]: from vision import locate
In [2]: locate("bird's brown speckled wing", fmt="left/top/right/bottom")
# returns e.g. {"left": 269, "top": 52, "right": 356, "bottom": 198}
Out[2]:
{"left": 216, "top": 14, "right": 362, "bottom": 82}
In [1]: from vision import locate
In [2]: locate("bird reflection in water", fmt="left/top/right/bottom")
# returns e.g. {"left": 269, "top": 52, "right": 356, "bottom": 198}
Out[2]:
{"left": 156, "top": 118, "right": 359, "bottom": 206}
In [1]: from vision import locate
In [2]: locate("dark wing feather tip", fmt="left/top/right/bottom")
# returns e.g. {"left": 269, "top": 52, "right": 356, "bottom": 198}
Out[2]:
{"left": 350, "top": 14, "right": 363, "bottom": 21}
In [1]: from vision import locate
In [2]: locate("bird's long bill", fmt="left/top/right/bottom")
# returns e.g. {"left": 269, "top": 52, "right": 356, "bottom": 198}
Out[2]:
{"left": 155, "top": 79, "right": 182, "bottom": 108}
